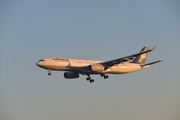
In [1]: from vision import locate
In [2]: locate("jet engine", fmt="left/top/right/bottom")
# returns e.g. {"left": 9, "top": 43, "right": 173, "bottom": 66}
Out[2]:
{"left": 89, "top": 64, "right": 104, "bottom": 72}
{"left": 64, "top": 72, "right": 79, "bottom": 79}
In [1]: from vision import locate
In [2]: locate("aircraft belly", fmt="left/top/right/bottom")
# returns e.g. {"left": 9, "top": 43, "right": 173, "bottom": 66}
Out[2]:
{"left": 41, "top": 64, "right": 67, "bottom": 70}
{"left": 108, "top": 64, "right": 141, "bottom": 74}
{"left": 44, "top": 62, "right": 86, "bottom": 71}
{"left": 40, "top": 62, "right": 69, "bottom": 71}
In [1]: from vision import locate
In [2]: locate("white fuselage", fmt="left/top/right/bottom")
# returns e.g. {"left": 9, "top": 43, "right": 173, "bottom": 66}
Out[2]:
{"left": 36, "top": 57, "right": 149, "bottom": 74}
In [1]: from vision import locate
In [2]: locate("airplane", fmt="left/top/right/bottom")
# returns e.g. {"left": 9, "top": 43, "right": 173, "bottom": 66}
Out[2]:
{"left": 36, "top": 46, "right": 162, "bottom": 83}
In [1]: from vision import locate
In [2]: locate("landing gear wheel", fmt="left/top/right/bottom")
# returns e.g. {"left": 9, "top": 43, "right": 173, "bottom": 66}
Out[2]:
{"left": 104, "top": 75, "right": 109, "bottom": 79}
{"left": 100, "top": 74, "right": 105, "bottom": 77}
{"left": 86, "top": 77, "right": 90, "bottom": 81}
{"left": 89, "top": 79, "right": 94, "bottom": 83}
{"left": 86, "top": 74, "right": 94, "bottom": 83}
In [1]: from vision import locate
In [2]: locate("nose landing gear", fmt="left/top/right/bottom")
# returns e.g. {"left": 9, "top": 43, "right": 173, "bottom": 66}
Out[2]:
{"left": 48, "top": 69, "right": 51, "bottom": 76}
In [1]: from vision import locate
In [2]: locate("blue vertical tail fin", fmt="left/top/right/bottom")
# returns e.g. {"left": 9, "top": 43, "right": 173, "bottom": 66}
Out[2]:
{"left": 132, "top": 46, "right": 149, "bottom": 64}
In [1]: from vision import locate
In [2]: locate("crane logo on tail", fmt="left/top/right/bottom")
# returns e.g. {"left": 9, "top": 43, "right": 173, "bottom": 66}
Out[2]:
{"left": 141, "top": 53, "right": 147, "bottom": 59}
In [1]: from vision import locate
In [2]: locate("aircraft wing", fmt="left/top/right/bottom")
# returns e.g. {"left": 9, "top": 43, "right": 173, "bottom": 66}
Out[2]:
{"left": 98, "top": 46, "right": 156, "bottom": 70}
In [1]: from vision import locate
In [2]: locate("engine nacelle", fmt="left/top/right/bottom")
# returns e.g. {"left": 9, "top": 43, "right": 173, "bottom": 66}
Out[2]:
{"left": 89, "top": 64, "right": 104, "bottom": 72}
{"left": 64, "top": 72, "right": 79, "bottom": 79}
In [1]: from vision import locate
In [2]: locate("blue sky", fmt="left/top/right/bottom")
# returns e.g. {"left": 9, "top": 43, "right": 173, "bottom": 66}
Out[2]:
{"left": 0, "top": 0, "right": 180, "bottom": 120}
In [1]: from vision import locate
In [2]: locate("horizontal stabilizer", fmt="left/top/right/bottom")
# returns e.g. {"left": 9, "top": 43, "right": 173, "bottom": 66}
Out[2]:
{"left": 141, "top": 60, "right": 163, "bottom": 67}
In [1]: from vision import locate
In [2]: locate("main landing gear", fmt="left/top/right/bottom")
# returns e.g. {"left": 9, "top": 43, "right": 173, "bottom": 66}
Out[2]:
{"left": 100, "top": 74, "right": 109, "bottom": 79}
{"left": 86, "top": 74, "right": 109, "bottom": 83}
{"left": 86, "top": 75, "right": 94, "bottom": 83}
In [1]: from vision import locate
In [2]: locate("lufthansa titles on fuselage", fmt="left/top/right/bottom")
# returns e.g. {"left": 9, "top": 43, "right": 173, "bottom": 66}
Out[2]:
{"left": 52, "top": 58, "right": 69, "bottom": 61}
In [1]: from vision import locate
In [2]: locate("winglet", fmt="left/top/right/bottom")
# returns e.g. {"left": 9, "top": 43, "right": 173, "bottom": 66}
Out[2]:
{"left": 151, "top": 46, "right": 156, "bottom": 51}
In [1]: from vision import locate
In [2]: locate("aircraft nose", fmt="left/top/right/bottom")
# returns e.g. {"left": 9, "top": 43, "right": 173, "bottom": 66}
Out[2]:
{"left": 36, "top": 59, "right": 45, "bottom": 67}
{"left": 36, "top": 62, "right": 40, "bottom": 66}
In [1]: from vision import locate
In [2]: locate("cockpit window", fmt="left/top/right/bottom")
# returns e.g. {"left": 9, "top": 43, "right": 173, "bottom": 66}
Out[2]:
{"left": 39, "top": 59, "right": 45, "bottom": 62}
